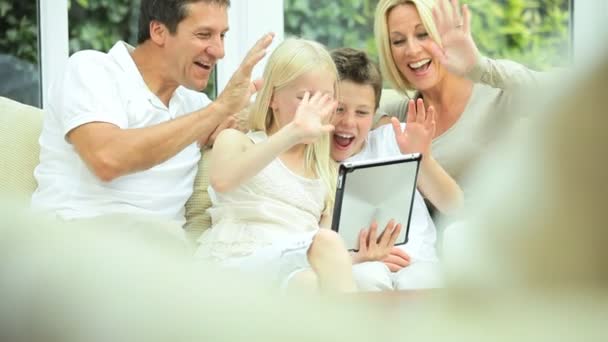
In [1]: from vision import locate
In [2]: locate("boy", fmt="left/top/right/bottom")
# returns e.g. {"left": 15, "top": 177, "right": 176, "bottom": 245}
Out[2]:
{"left": 330, "top": 48, "right": 463, "bottom": 290}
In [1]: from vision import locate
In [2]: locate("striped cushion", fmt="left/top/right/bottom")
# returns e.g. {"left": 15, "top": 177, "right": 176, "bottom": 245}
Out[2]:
{"left": 0, "top": 96, "right": 43, "bottom": 204}
{"left": 0, "top": 96, "right": 214, "bottom": 242}
{"left": 184, "top": 148, "right": 213, "bottom": 243}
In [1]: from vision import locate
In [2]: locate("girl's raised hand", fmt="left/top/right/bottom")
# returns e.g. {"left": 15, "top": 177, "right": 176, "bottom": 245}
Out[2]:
{"left": 427, "top": 0, "right": 480, "bottom": 76}
{"left": 391, "top": 99, "right": 436, "bottom": 156}
{"left": 291, "top": 91, "right": 336, "bottom": 144}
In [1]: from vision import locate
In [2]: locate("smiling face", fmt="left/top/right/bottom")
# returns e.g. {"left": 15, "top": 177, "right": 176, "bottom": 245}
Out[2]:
{"left": 269, "top": 68, "right": 336, "bottom": 131}
{"left": 387, "top": 3, "right": 445, "bottom": 91}
{"left": 330, "top": 80, "right": 376, "bottom": 162}
{"left": 163, "top": 2, "right": 228, "bottom": 91}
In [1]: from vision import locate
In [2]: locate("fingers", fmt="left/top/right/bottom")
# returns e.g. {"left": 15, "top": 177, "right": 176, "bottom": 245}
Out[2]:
{"left": 391, "top": 117, "right": 403, "bottom": 138}
{"left": 437, "top": 0, "right": 450, "bottom": 33}
{"left": 384, "top": 254, "right": 410, "bottom": 268}
{"left": 368, "top": 221, "right": 378, "bottom": 247}
{"left": 390, "top": 247, "right": 411, "bottom": 262}
{"left": 462, "top": 4, "right": 472, "bottom": 35}
{"left": 406, "top": 100, "right": 416, "bottom": 124}
{"left": 425, "top": 105, "right": 436, "bottom": 128}
{"left": 427, "top": 41, "right": 447, "bottom": 65}
{"left": 377, "top": 219, "right": 395, "bottom": 246}
{"left": 249, "top": 78, "right": 264, "bottom": 96}
{"left": 450, "top": 0, "right": 461, "bottom": 26}
{"left": 358, "top": 228, "right": 368, "bottom": 253}
{"left": 240, "top": 32, "right": 275, "bottom": 75}
{"left": 308, "top": 92, "right": 337, "bottom": 120}
{"left": 385, "top": 262, "right": 405, "bottom": 273}
{"left": 416, "top": 98, "right": 426, "bottom": 124}
{"left": 321, "top": 124, "right": 335, "bottom": 134}
{"left": 388, "top": 223, "right": 402, "bottom": 247}
{"left": 301, "top": 91, "right": 311, "bottom": 104}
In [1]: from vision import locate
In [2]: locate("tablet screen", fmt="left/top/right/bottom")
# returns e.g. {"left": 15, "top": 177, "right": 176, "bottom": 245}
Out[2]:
{"left": 331, "top": 154, "right": 420, "bottom": 251}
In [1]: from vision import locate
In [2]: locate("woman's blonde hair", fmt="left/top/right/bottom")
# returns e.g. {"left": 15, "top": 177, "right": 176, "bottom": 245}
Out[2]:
{"left": 249, "top": 38, "right": 338, "bottom": 213}
{"left": 374, "top": 0, "right": 442, "bottom": 93}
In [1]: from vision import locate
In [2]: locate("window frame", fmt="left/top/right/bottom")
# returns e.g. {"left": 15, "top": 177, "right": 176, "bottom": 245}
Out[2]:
{"left": 38, "top": 0, "right": 601, "bottom": 108}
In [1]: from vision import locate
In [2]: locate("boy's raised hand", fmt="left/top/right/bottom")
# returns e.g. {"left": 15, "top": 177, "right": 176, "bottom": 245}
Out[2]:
{"left": 352, "top": 220, "right": 402, "bottom": 264}
{"left": 391, "top": 99, "right": 436, "bottom": 156}
{"left": 291, "top": 91, "right": 336, "bottom": 144}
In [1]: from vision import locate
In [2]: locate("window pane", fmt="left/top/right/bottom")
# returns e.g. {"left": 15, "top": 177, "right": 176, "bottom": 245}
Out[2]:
{"left": 68, "top": 0, "right": 216, "bottom": 98}
{"left": 284, "top": 0, "right": 572, "bottom": 70}
{"left": 0, "top": 1, "right": 41, "bottom": 107}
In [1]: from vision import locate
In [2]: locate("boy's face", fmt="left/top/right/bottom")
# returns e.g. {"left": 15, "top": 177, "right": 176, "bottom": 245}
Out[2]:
{"left": 330, "top": 80, "right": 376, "bottom": 161}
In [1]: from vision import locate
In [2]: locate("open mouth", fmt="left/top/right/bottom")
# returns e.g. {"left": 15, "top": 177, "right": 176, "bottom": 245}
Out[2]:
{"left": 194, "top": 61, "right": 212, "bottom": 71}
{"left": 408, "top": 59, "right": 431, "bottom": 74}
{"left": 333, "top": 133, "right": 355, "bottom": 150}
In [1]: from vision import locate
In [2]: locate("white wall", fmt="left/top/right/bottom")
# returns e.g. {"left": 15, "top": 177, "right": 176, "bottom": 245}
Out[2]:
{"left": 37, "top": 1, "right": 608, "bottom": 107}
{"left": 39, "top": 0, "right": 69, "bottom": 108}
{"left": 572, "top": 0, "right": 608, "bottom": 65}
{"left": 216, "top": 0, "right": 284, "bottom": 93}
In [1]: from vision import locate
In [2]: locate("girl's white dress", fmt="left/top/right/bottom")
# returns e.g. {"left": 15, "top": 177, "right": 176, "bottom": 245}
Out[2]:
{"left": 195, "top": 131, "right": 327, "bottom": 281}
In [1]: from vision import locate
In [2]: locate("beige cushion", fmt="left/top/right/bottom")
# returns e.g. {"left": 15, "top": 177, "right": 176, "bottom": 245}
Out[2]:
{"left": 0, "top": 97, "right": 43, "bottom": 204}
{"left": 183, "top": 147, "right": 213, "bottom": 243}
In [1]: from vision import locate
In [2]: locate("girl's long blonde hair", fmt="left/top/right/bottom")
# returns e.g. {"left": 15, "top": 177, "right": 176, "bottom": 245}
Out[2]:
{"left": 249, "top": 38, "right": 338, "bottom": 213}
{"left": 374, "top": 0, "right": 443, "bottom": 93}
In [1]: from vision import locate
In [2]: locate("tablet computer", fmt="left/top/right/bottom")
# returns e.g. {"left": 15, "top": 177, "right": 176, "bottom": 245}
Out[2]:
{"left": 331, "top": 153, "right": 421, "bottom": 251}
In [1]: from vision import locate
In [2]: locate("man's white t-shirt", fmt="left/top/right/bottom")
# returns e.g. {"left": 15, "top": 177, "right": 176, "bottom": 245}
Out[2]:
{"left": 344, "top": 123, "right": 438, "bottom": 262}
{"left": 31, "top": 41, "right": 211, "bottom": 225}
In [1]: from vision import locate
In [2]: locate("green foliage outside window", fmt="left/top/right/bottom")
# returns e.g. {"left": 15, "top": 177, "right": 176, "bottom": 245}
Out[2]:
{"left": 284, "top": 0, "right": 571, "bottom": 70}
{"left": 0, "top": 0, "right": 216, "bottom": 98}
{"left": 0, "top": 0, "right": 570, "bottom": 102}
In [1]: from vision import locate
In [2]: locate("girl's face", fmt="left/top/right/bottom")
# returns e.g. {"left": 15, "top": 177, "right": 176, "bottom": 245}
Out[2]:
{"left": 270, "top": 68, "right": 336, "bottom": 130}
{"left": 387, "top": 3, "right": 445, "bottom": 91}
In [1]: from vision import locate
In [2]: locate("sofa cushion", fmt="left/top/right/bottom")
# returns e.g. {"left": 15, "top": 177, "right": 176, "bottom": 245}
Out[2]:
{"left": 184, "top": 147, "right": 213, "bottom": 242}
{"left": 0, "top": 97, "right": 43, "bottom": 203}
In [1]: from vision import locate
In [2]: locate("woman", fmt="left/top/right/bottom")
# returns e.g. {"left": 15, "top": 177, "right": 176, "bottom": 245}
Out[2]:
{"left": 374, "top": 0, "right": 541, "bottom": 190}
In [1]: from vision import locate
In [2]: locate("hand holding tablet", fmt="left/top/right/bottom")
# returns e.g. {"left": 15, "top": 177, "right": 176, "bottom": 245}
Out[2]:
{"left": 331, "top": 153, "right": 422, "bottom": 251}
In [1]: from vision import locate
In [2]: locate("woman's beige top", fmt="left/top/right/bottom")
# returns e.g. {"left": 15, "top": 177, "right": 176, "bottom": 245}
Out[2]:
{"left": 377, "top": 57, "right": 542, "bottom": 191}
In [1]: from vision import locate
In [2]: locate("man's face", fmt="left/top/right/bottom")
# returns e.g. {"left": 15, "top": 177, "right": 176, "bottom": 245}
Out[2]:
{"left": 330, "top": 80, "right": 376, "bottom": 162}
{"left": 164, "top": 2, "right": 228, "bottom": 91}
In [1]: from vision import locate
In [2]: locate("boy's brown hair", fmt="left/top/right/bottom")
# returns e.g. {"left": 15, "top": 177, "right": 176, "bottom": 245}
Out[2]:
{"left": 330, "top": 48, "right": 383, "bottom": 109}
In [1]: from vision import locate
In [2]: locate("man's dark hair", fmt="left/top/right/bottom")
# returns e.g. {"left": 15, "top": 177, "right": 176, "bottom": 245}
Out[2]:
{"left": 330, "top": 48, "right": 383, "bottom": 110}
{"left": 137, "top": 0, "right": 230, "bottom": 44}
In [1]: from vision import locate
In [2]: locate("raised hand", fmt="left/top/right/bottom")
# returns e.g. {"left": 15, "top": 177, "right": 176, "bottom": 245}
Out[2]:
{"left": 290, "top": 91, "right": 336, "bottom": 145}
{"left": 215, "top": 33, "right": 274, "bottom": 115}
{"left": 391, "top": 98, "right": 436, "bottom": 156}
{"left": 352, "top": 220, "right": 403, "bottom": 264}
{"left": 427, "top": 0, "right": 479, "bottom": 76}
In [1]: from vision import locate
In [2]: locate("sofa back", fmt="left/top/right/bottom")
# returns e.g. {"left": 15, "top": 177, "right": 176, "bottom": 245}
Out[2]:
{"left": 0, "top": 97, "right": 43, "bottom": 204}
{"left": 0, "top": 96, "right": 212, "bottom": 242}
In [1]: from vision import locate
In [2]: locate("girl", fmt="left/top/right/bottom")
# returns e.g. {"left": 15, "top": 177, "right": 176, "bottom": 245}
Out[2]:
{"left": 195, "top": 39, "right": 401, "bottom": 293}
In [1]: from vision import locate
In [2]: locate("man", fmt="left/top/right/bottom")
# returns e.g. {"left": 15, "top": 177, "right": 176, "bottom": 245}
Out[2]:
{"left": 31, "top": 0, "right": 273, "bottom": 228}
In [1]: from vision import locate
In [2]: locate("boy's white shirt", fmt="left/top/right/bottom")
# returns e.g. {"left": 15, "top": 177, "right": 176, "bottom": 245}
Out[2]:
{"left": 343, "top": 123, "right": 438, "bottom": 262}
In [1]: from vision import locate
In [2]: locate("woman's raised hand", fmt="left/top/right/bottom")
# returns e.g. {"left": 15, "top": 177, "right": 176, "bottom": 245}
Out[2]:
{"left": 428, "top": 0, "right": 480, "bottom": 76}
{"left": 291, "top": 91, "right": 336, "bottom": 145}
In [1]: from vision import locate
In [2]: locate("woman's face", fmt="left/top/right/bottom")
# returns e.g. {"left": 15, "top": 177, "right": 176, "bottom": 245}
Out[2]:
{"left": 387, "top": 3, "right": 445, "bottom": 91}
{"left": 269, "top": 68, "right": 335, "bottom": 131}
